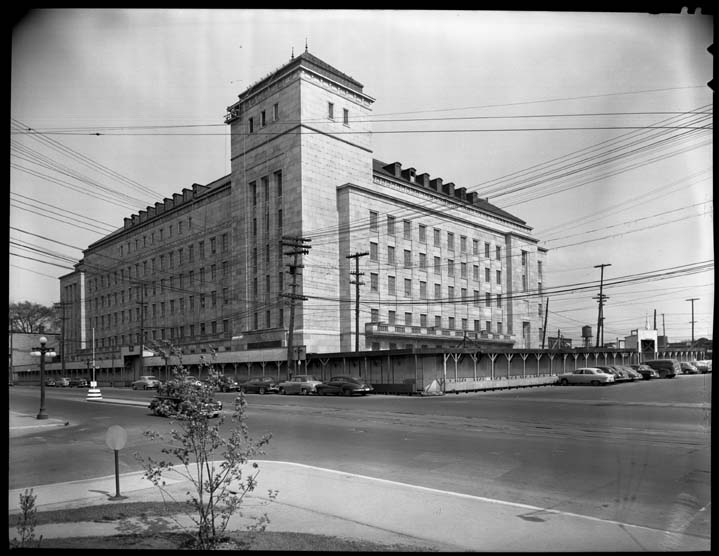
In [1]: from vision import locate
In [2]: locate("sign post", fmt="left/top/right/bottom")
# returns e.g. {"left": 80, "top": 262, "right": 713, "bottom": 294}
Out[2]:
{"left": 105, "top": 425, "right": 128, "bottom": 500}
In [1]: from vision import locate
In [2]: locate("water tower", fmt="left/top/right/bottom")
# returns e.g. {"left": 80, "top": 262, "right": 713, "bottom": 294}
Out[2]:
{"left": 582, "top": 325, "right": 593, "bottom": 348}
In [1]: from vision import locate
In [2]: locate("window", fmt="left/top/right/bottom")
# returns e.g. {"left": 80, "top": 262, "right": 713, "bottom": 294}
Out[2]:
{"left": 473, "top": 265, "right": 479, "bottom": 281}
{"left": 260, "top": 110, "right": 266, "bottom": 127}
{"left": 496, "top": 294, "right": 502, "bottom": 307}
{"left": 448, "top": 317, "right": 455, "bottom": 329}
{"left": 343, "top": 108, "right": 349, "bottom": 125}
{"left": 404, "top": 278, "right": 411, "bottom": 297}
{"left": 497, "top": 322, "right": 503, "bottom": 335}
{"left": 388, "top": 276, "right": 396, "bottom": 295}
{"left": 496, "top": 246, "right": 501, "bottom": 260}
{"left": 538, "top": 260, "right": 543, "bottom": 279}
{"left": 419, "top": 253, "right": 427, "bottom": 270}
{"left": 420, "top": 281, "right": 427, "bottom": 299}
{"left": 210, "top": 237, "right": 217, "bottom": 254}
{"left": 473, "top": 239, "right": 479, "bottom": 255}
{"left": 199, "top": 240, "right": 205, "bottom": 259}
{"left": 486, "top": 321, "right": 492, "bottom": 333}
{"left": 486, "top": 292, "right": 491, "bottom": 307}
{"left": 435, "top": 315, "right": 442, "bottom": 329}
{"left": 222, "top": 233, "right": 228, "bottom": 252}
{"left": 462, "top": 318, "right": 467, "bottom": 330}
{"left": 387, "top": 245, "right": 395, "bottom": 265}
{"left": 403, "top": 220, "right": 411, "bottom": 240}
{"left": 461, "top": 262, "right": 467, "bottom": 279}
{"left": 273, "top": 103, "right": 279, "bottom": 121}
{"left": 447, "top": 232, "right": 454, "bottom": 251}
{"left": 188, "top": 245, "right": 194, "bottom": 262}
{"left": 403, "top": 249, "right": 411, "bottom": 268}
{"left": 460, "top": 235, "right": 467, "bottom": 254}
{"left": 522, "top": 274, "right": 527, "bottom": 291}
{"left": 388, "top": 310, "right": 396, "bottom": 325}
{"left": 485, "top": 268, "right": 490, "bottom": 282}
{"left": 474, "top": 320, "right": 480, "bottom": 332}
{"left": 461, "top": 287, "right": 467, "bottom": 301}
{"left": 419, "top": 224, "right": 426, "bottom": 243}
{"left": 387, "top": 215, "right": 395, "bottom": 235}
{"left": 211, "top": 291, "right": 217, "bottom": 307}
{"left": 250, "top": 181, "right": 257, "bottom": 205}
{"left": 448, "top": 286, "right": 454, "bottom": 299}
{"left": 434, "top": 283, "right": 441, "bottom": 299}
{"left": 179, "top": 221, "right": 183, "bottom": 235}
{"left": 328, "top": 102, "right": 334, "bottom": 120}
{"left": 434, "top": 256, "right": 441, "bottom": 275}
{"left": 496, "top": 269, "right": 502, "bottom": 284}
{"left": 370, "top": 242, "right": 378, "bottom": 261}
{"left": 485, "top": 242, "right": 490, "bottom": 258}
{"left": 420, "top": 314, "right": 427, "bottom": 327}
{"left": 371, "top": 308, "right": 379, "bottom": 322}
{"left": 448, "top": 259, "right": 454, "bottom": 277}
{"left": 474, "top": 290, "right": 480, "bottom": 306}
{"left": 404, "top": 312, "right": 412, "bottom": 326}
{"left": 370, "top": 273, "right": 378, "bottom": 292}
{"left": 434, "top": 228, "right": 441, "bottom": 247}
{"left": 369, "top": 211, "right": 378, "bottom": 232}
{"left": 249, "top": 117, "right": 254, "bottom": 133}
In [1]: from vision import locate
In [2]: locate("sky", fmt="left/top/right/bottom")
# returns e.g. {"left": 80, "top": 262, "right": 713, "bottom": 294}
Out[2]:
{"left": 10, "top": 9, "right": 714, "bottom": 344}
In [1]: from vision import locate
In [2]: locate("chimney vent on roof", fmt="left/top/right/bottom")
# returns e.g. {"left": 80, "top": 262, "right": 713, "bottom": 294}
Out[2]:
{"left": 417, "top": 173, "right": 430, "bottom": 187}
{"left": 466, "top": 191, "right": 478, "bottom": 204}
{"left": 429, "top": 177, "right": 443, "bottom": 191}
{"left": 401, "top": 167, "right": 416, "bottom": 182}
{"left": 442, "top": 182, "right": 455, "bottom": 196}
{"left": 454, "top": 187, "right": 467, "bottom": 201}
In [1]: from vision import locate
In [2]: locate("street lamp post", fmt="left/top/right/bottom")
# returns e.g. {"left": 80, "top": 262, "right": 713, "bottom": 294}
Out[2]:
{"left": 31, "top": 336, "right": 56, "bottom": 420}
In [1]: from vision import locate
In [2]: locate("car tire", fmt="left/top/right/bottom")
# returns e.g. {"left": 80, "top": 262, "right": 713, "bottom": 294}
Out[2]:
{"left": 591, "top": 380, "right": 600, "bottom": 386}
{"left": 559, "top": 378, "right": 569, "bottom": 386}
{"left": 279, "top": 388, "right": 286, "bottom": 395}
{"left": 143, "top": 385, "right": 148, "bottom": 390}
{"left": 343, "top": 389, "right": 352, "bottom": 397}
{"left": 259, "top": 387, "right": 266, "bottom": 395}
{"left": 300, "top": 388, "right": 307, "bottom": 395}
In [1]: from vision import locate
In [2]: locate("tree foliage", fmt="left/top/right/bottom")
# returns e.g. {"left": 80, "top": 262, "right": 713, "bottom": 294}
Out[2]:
{"left": 134, "top": 347, "right": 276, "bottom": 550}
{"left": 9, "top": 301, "right": 58, "bottom": 334}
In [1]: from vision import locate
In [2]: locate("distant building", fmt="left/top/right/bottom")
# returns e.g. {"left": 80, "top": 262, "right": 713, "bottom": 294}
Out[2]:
{"left": 59, "top": 51, "right": 548, "bottom": 370}
{"left": 8, "top": 332, "right": 60, "bottom": 379}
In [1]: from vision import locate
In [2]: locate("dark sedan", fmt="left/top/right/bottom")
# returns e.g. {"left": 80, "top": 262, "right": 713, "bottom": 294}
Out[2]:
{"left": 238, "top": 376, "right": 279, "bottom": 395}
{"left": 315, "top": 376, "right": 373, "bottom": 396}
{"left": 630, "top": 364, "right": 660, "bottom": 380}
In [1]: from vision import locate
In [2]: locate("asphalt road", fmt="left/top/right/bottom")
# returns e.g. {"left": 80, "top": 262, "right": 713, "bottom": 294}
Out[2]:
{"left": 9, "top": 373, "right": 711, "bottom": 540}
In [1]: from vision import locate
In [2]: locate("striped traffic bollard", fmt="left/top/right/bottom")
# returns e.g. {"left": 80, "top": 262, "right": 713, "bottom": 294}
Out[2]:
{"left": 87, "top": 380, "right": 103, "bottom": 401}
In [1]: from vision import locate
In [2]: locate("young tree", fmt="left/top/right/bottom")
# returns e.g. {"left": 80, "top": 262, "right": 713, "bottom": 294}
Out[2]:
{"left": 134, "top": 347, "right": 276, "bottom": 549}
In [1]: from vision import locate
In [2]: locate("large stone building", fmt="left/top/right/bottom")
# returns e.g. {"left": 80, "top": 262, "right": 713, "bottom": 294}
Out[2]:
{"left": 60, "top": 51, "right": 548, "bottom": 369}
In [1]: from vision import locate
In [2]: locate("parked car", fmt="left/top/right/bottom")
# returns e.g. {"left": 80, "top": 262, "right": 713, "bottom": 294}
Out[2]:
{"left": 44, "top": 378, "right": 56, "bottom": 387}
{"left": 643, "top": 359, "right": 679, "bottom": 379}
{"left": 55, "top": 377, "right": 71, "bottom": 387}
{"left": 149, "top": 395, "right": 223, "bottom": 418}
{"left": 692, "top": 360, "right": 712, "bottom": 373}
{"left": 238, "top": 376, "right": 279, "bottom": 395}
{"left": 183, "top": 376, "right": 203, "bottom": 387}
{"left": 315, "top": 376, "right": 374, "bottom": 396}
{"left": 557, "top": 368, "right": 615, "bottom": 386}
{"left": 277, "top": 374, "right": 323, "bottom": 395}
{"left": 216, "top": 375, "right": 240, "bottom": 392}
{"left": 630, "top": 364, "right": 660, "bottom": 380}
{"left": 69, "top": 377, "right": 88, "bottom": 388}
{"left": 680, "top": 362, "right": 699, "bottom": 375}
{"left": 132, "top": 375, "right": 161, "bottom": 390}
{"left": 617, "top": 365, "right": 643, "bottom": 381}
{"left": 596, "top": 366, "right": 630, "bottom": 382}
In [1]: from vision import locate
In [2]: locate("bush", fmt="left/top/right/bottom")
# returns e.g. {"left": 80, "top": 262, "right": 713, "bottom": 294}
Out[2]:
{"left": 135, "top": 347, "right": 276, "bottom": 550}
{"left": 10, "top": 488, "right": 43, "bottom": 549}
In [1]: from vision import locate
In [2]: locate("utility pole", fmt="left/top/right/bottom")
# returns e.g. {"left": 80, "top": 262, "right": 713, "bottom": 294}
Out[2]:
{"left": 281, "top": 236, "right": 311, "bottom": 378}
{"left": 653, "top": 309, "right": 657, "bottom": 331}
{"left": 346, "top": 251, "right": 368, "bottom": 352}
{"left": 686, "top": 297, "right": 699, "bottom": 348}
{"left": 137, "top": 283, "right": 147, "bottom": 382}
{"left": 662, "top": 313, "right": 666, "bottom": 336}
{"left": 541, "top": 297, "right": 549, "bottom": 349}
{"left": 54, "top": 302, "right": 66, "bottom": 378}
{"left": 593, "top": 263, "right": 611, "bottom": 347}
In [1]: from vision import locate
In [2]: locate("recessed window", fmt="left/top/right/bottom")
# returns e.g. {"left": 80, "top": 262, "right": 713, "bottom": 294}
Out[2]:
{"left": 273, "top": 103, "right": 279, "bottom": 121}
{"left": 328, "top": 102, "right": 334, "bottom": 120}
{"left": 261, "top": 110, "right": 266, "bottom": 127}
{"left": 249, "top": 117, "right": 254, "bottom": 133}
{"left": 343, "top": 108, "right": 349, "bottom": 125}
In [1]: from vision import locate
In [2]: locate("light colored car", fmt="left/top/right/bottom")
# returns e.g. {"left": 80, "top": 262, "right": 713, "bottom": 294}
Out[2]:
{"left": 558, "top": 368, "right": 615, "bottom": 386}
{"left": 277, "top": 374, "right": 323, "bottom": 395}
{"left": 680, "top": 362, "right": 699, "bottom": 374}
{"left": 55, "top": 377, "right": 71, "bottom": 387}
{"left": 692, "top": 360, "right": 712, "bottom": 374}
{"left": 132, "top": 375, "right": 161, "bottom": 390}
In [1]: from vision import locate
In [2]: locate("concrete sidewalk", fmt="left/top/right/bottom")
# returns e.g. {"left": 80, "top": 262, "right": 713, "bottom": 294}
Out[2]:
{"left": 9, "top": 409, "right": 711, "bottom": 551}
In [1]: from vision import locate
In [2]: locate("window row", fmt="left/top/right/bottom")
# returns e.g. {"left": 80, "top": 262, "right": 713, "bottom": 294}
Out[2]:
{"left": 369, "top": 308, "right": 504, "bottom": 334}
{"left": 248, "top": 102, "right": 280, "bottom": 133}
{"left": 249, "top": 171, "right": 283, "bottom": 205}
{"left": 118, "top": 219, "right": 228, "bottom": 258}
{"left": 327, "top": 101, "right": 350, "bottom": 125}
{"left": 368, "top": 275, "right": 503, "bottom": 307}
{"left": 368, "top": 211, "right": 503, "bottom": 259}
{"left": 94, "top": 319, "right": 231, "bottom": 349}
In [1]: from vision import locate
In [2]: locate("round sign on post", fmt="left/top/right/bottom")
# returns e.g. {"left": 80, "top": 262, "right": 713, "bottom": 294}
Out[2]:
{"left": 105, "top": 425, "right": 127, "bottom": 451}
{"left": 105, "top": 425, "right": 128, "bottom": 500}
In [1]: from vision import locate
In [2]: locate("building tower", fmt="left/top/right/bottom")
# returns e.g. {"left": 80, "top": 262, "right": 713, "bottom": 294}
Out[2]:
{"left": 225, "top": 52, "right": 375, "bottom": 353}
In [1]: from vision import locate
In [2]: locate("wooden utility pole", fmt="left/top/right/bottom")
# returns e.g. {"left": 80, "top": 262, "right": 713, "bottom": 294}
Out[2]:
{"left": 346, "top": 251, "right": 368, "bottom": 352}
{"left": 541, "top": 297, "right": 549, "bottom": 349}
{"left": 54, "top": 301, "right": 66, "bottom": 377}
{"left": 593, "top": 263, "right": 611, "bottom": 347}
{"left": 137, "top": 283, "right": 147, "bottom": 382}
{"left": 686, "top": 297, "right": 699, "bottom": 348}
{"left": 281, "top": 236, "right": 311, "bottom": 378}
